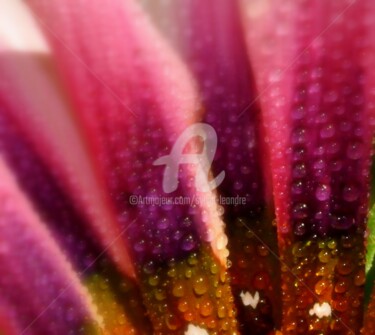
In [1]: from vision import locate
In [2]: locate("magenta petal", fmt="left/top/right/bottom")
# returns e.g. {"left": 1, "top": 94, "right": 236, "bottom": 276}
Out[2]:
{"left": 0, "top": 158, "right": 101, "bottom": 335}
{"left": 161, "top": 1, "right": 269, "bottom": 211}
{"left": 242, "top": 0, "right": 374, "bottom": 237}
{"left": 242, "top": 0, "right": 374, "bottom": 332}
{"left": 0, "top": 3, "right": 134, "bottom": 277}
{"left": 26, "top": 1, "right": 240, "bottom": 333}
{"left": 26, "top": 0, "right": 229, "bottom": 267}
{"left": 0, "top": 112, "right": 106, "bottom": 271}
{"left": 144, "top": 1, "right": 281, "bottom": 332}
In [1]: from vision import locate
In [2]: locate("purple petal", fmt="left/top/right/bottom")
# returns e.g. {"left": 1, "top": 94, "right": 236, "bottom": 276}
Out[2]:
{"left": 0, "top": 158, "right": 102, "bottom": 335}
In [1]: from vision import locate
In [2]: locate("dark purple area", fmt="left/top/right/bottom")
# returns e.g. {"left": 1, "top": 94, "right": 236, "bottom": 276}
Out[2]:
{"left": 175, "top": 1, "right": 266, "bottom": 219}
{"left": 0, "top": 110, "right": 102, "bottom": 272}
{"left": 107, "top": 117, "right": 203, "bottom": 267}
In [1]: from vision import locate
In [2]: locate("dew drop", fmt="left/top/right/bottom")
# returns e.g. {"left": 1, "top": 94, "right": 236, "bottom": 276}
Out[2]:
{"left": 292, "top": 180, "right": 304, "bottom": 195}
{"left": 318, "top": 250, "right": 330, "bottom": 263}
{"left": 200, "top": 301, "right": 213, "bottom": 317}
{"left": 181, "top": 234, "right": 196, "bottom": 251}
{"left": 315, "top": 280, "right": 331, "bottom": 295}
{"left": 347, "top": 142, "right": 363, "bottom": 160}
{"left": 294, "top": 221, "right": 307, "bottom": 236}
{"left": 178, "top": 300, "right": 188, "bottom": 313}
{"left": 333, "top": 297, "right": 348, "bottom": 312}
{"left": 354, "top": 269, "right": 365, "bottom": 286}
{"left": 185, "top": 269, "right": 192, "bottom": 279}
{"left": 336, "top": 258, "right": 354, "bottom": 275}
{"left": 210, "top": 263, "right": 219, "bottom": 275}
{"left": 253, "top": 272, "right": 270, "bottom": 290}
{"left": 193, "top": 276, "right": 208, "bottom": 296}
{"left": 157, "top": 218, "right": 169, "bottom": 230}
{"left": 320, "top": 124, "right": 335, "bottom": 138}
{"left": 327, "top": 239, "right": 337, "bottom": 250}
{"left": 315, "top": 184, "right": 331, "bottom": 201}
{"left": 343, "top": 184, "right": 359, "bottom": 202}
{"left": 148, "top": 275, "right": 160, "bottom": 287}
{"left": 166, "top": 314, "right": 179, "bottom": 330}
{"left": 257, "top": 245, "right": 270, "bottom": 257}
{"left": 331, "top": 216, "right": 355, "bottom": 230}
{"left": 292, "top": 203, "right": 308, "bottom": 219}
{"left": 217, "top": 305, "right": 226, "bottom": 319}
{"left": 293, "top": 163, "right": 307, "bottom": 178}
{"left": 172, "top": 282, "right": 185, "bottom": 298}
{"left": 154, "top": 289, "right": 166, "bottom": 301}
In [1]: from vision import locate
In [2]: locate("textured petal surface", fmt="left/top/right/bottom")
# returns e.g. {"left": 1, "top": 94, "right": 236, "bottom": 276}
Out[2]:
{"left": 0, "top": 158, "right": 102, "bottom": 335}
{"left": 242, "top": 0, "right": 374, "bottom": 333}
{"left": 26, "top": 0, "right": 239, "bottom": 333}
{"left": 0, "top": 0, "right": 134, "bottom": 278}
{"left": 139, "top": 1, "right": 281, "bottom": 332}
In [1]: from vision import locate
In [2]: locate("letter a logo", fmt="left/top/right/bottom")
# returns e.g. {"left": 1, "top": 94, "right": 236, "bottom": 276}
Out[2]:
{"left": 153, "top": 123, "right": 225, "bottom": 193}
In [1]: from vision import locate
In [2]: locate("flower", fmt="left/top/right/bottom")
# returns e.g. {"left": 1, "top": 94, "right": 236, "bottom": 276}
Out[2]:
{"left": 0, "top": 0, "right": 375, "bottom": 334}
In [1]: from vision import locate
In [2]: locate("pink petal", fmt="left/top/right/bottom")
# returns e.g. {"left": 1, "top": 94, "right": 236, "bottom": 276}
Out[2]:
{"left": 140, "top": 1, "right": 281, "bottom": 332}
{"left": 0, "top": 112, "right": 103, "bottom": 270}
{"left": 242, "top": 0, "right": 374, "bottom": 236}
{"left": 242, "top": 0, "right": 374, "bottom": 333}
{"left": 0, "top": 157, "right": 102, "bottom": 335}
{"left": 0, "top": 0, "right": 134, "bottom": 278}
{"left": 26, "top": 0, "right": 239, "bottom": 332}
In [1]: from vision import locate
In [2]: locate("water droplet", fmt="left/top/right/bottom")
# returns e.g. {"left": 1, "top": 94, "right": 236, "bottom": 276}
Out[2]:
{"left": 172, "top": 281, "right": 185, "bottom": 298}
{"left": 134, "top": 239, "right": 146, "bottom": 252}
{"left": 292, "top": 180, "right": 304, "bottom": 195}
{"left": 157, "top": 218, "right": 169, "bottom": 230}
{"left": 354, "top": 269, "right": 365, "bottom": 286}
{"left": 167, "top": 268, "right": 176, "bottom": 278}
{"left": 188, "top": 254, "right": 198, "bottom": 266}
{"left": 318, "top": 250, "right": 330, "bottom": 263}
{"left": 257, "top": 245, "right": 270, "bottom": 257}
{"left": 327, "top": 239, "right": 337, "bottom": 250}
{"left": 293, "top": 163, "right": 307, "bottom": 178}
{"left": 333, "top": 215, "right": 356, "bottom": 230}
{"left": 184, "top": 312, "right": 194, "bottom": 322}
{"left": 185, "top": 269, "right": 192, "bottom": 279}
{"left": 193, "top": 276, "right": 208, "bottom": 296}
{"left": 292, "top": 105, "right": 305, "bottom": 120}
{"left": 293, "top": 203, "right": 308, "bottom": 219}
{"left": 210, "top": 263, "right": 219, "bottom": 275}
{"left": 313, "top": 159, "right": 326, "bottom": 170}
{"left": 148, "top": 275, "right": 160, "bottom": 287}
{"left": 200, "top": 301, "right": 213, "bottom": 317}
{"left": 292, "top": 242, "right": 306, "bottom": 257}
{"left": 294, "top": 221, "right": 307, "bottom": 236}
{"left": 217, "top": 305, "right": 226, "bottom": 319}
{"left": 315, "top": 280, "right": 330, "bottom": 295}
{"left": 154, "top": 289, "right": 166, "bottom": 301}
{"left": 253, "top": 272, "right": 270, "bottom": 290}
{"left": 343, "top": 184, "right": 359, "bottom": 202}
{"left": 333, "top": 297, "right": 348, "bottom": 312}
{"left": 181, "top": 234, "right": 196, "bottom": 251}
{"left": 336, "top": 258, "right": 354, "bottom": 275}
{"left": 165, "top": 314, "right": 179, "bottom": 330}
{"left": 340, "top": 235, "right": 354, "bottom": 248}
{"left": 178, "top": 300, "right": 188, "bottom": 312}
{"left": 347, "top": 142, "right": 363, "bottom": 160}
{"left": 292, "top": 127, "right": 307, "bottom": 144}
{"left": 320, "top": 124, "right": 335, "bottom": 138}
{"left": 315, "top": 184, "right": 331, "bottom": 201}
